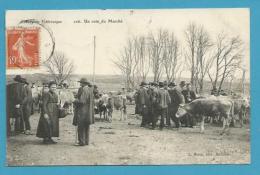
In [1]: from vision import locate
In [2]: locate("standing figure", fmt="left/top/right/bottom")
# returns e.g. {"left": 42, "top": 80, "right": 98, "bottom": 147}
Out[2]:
{"left": 6, "top": 75, "right": 27, "bottom": 136}
{"left": 181, "top": 82, "right": 196, "bottom": 127}
{"left": 75, "top": 78, "right": 95, "bottom": 146}
{"left": 146, "top": 83, "right": 154, "bottom": 126}
{"left": 106, "top": 92, "right": 114, "bottom": 122}
{"left": 120, "top": 87, "right": 127, "bottom": 120}
{"left": 167, "top": 82, "right": 185, "bottom": 128}
{"left": 157, "top": 82, "right": 171, "bottom": 130}
{"left": 22, "top": 78, "right": 33, "bottom": 135}
{"left": 138, "top": 82, "right": 149, "bottom": 127}
{"left": 93, "top": 85, "right": 99, "bottom": 99}
{"left": 182, "top": 83, "right": 196, "bottom": 103}
{"left": 150, "top": 82, "right": 159, "bottom": 129}
{"left": 36, "top": 81, "right": 59, "bottom": 144}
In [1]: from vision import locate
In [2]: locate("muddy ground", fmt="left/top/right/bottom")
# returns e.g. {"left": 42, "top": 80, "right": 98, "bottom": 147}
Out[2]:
{"left": 7, "top": 105, "right": 250, "bottom": 166}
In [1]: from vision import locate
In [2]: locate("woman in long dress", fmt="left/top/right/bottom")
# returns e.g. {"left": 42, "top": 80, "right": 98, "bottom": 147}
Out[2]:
{"left": 36, "top": 81, "right": 59, "bottom": 144}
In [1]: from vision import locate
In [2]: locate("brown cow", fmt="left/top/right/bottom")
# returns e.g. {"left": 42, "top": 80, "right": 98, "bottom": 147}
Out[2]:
{"left": 176, "top": 98, "right": 234, "bottom": 135}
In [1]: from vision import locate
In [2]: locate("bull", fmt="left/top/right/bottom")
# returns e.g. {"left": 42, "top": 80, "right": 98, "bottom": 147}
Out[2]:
{"left": 176, "top": 98, "right": 234, "bottom": 135}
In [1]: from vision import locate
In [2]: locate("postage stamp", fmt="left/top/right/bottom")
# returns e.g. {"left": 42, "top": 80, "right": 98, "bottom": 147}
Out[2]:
{"left": 6, "top": 27, "right": 39, "bottom": 68}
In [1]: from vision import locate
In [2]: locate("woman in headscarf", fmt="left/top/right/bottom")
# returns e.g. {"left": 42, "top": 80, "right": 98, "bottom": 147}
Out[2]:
{"left": 36, "top": 81, "right": 59, "bottom": 144}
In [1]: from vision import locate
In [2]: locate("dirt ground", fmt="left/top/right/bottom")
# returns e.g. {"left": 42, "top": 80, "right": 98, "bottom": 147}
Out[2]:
{"left": 7, "top": 105, "right": 250, "bottom": 166}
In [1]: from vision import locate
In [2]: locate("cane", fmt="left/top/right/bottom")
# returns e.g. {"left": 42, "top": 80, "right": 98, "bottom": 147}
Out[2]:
{"left": 75, "top": 125, "right": 78, "bottom": 144}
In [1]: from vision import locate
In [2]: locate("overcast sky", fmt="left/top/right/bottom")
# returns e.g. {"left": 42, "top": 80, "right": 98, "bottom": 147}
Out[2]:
{"left": 6, "top": 8, "right": 250, "bottom": 79}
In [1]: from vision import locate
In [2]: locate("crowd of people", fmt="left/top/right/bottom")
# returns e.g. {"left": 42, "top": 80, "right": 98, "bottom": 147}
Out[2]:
{"left": 134, "top": 80, "right": 197, "bottom": 130}
{"left": 7, "top": 74, "right": 234, "bottom": 146}
{"left": 7, "top": 75, "right": 95, "bottom": 146}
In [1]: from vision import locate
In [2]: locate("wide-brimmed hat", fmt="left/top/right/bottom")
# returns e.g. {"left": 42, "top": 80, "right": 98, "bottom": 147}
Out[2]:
{"left": 140, "top": 81, "right": 148, "bottom": 86}
{"left": 179, "top": 81, "right": 186, "bottom": 87}
{"left": 13, "top": 75, "right": 23, "bottom": 83}
{"left": 168, "top": 82, "right": 176, "bottom": 87}
{"left": 78, "top": 78, "right": 90, "bottom": 85}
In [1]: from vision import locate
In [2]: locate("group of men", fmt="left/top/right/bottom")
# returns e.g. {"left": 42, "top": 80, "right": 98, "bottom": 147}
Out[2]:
{"left": 135, "top": 80, "right": 196, "bottom": 130}
{"left": 7, "top": 75, "right": 34, "bottom": 136}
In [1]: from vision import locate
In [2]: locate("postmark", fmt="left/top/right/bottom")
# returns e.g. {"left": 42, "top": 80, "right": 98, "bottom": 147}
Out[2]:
{"left": 6, "top": 27, "right": 40, "bottom": 68}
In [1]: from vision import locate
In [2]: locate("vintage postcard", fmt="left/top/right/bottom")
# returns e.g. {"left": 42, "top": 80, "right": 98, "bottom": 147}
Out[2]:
{"left": 5, "top": 9, "right": 250, "bottom": 166}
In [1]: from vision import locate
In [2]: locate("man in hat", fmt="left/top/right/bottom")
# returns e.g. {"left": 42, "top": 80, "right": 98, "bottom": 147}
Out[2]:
{"left": 137, "top": 81, "right": 149, "bottom": 127}
{"left": 181, "top": 82, "right": 196, "bottom": 127}
{"left": 167, "top": 82, "right": 185, "bottom": 128}
{"left": 6, "top": 75, "right": 27, "bottom": 136}
{"left": 150, "top": 82, "right": 160, "bottom": 129}
{"left": 157, "top": 82, "right": 171, "bottom": 130}
{"left": 73, "top": 78, "right": 94, "bottom": 146}
{"left": 179, "top": 81, "right": 186, "bottom": 91}
{"left": 21, "top": 78, "right": 33, "bottom": 135}
{"left": 145, "top": 82, "right": 154, "bottom": 126}
{"left": 182, "top": 83, "right": 196, "bottom": 103}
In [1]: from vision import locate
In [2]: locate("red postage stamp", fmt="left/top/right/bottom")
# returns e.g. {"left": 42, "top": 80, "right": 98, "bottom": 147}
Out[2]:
{"left": 6, "top": 28, "right": 40, "bottom": 68}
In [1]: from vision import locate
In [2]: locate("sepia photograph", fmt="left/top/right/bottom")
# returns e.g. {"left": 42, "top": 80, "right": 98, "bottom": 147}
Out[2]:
{"left": 5, "top": 8, "right": 250, "bottom": 166}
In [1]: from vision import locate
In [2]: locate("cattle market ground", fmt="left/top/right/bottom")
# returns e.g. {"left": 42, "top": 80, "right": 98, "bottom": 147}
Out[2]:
{"left": 7, "top": 105, "right": 250, "bottom": 166}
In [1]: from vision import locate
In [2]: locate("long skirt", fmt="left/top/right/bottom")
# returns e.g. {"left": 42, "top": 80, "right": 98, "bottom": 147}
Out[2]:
{"left": 36, "top": 113, "right": 59, "bottom": 138}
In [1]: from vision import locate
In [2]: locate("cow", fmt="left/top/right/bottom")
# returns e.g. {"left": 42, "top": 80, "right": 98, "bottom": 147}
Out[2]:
{"left": 176, "top": 98, "right": 234, "bottom": 135}
{"left": 113, "top": 94, "right": 127, "bottom": 121}
{"left": 58, "top": 89, "right": 75, "bottom": 115}
{"left": 93, "top": 93, "right": 114, "bottom": 122}
{"left": 31, "top": 86, "right": 41, "bottom": 113}
{"left": 126, "top": 91, "right": 136, "bottom": 104}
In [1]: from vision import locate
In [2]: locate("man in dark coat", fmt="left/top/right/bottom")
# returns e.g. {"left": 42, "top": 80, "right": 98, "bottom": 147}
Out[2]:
{"left": 167, "top": 82, "right": 185, "bottom": 128}
{"left": 6, "top": 75, "right": 27, "bottom": 136}
{"left": 157, "top": 82, "right": 171, "bottom": 130}
{"left": 181, "top": 83, "right": 196, "bottom": 127}
{"left": 137, "top": 82, "right": 149, "bottom": 127}
{"left": 22, "top": 78, "right": 33, "bottom": 135}
{"left": 150, "top": 82, "right": 159, "bottom": 129}
{"left": 182, "top": 83, "right": 196, "bottom": 103}
{"left": 74, "top": 78, "right": 95, "bottom": 146}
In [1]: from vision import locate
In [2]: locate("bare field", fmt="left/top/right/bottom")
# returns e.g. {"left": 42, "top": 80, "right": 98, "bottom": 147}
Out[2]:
{"left": 7, "top": 105, "right": 250, "bottom": 166}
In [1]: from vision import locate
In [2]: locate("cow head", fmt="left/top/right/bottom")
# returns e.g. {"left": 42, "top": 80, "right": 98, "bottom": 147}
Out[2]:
{"left": 176, "top": 104, "right": 188, "bottom": 118}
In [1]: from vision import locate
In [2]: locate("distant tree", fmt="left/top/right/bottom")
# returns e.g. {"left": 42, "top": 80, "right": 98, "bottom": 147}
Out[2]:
{"left": 207, "top": 33, "right": 243, "bottom": 94}
{"left": 184, "top": 23, "right": 198, "bottom": 89}
{"left": 162, "top": 31, "right": 181, "bottom": 83}
{"left": 195, "top": 25, "right": 213, "bottom": 93}
{"left": 134, "top": 36, "right": 151, "bottom": 84}
{"left": 148, "top": 29, "right": 167, "bottom": 82}
{"left": 113, "top": 38, "right": 138, "bottom": 90}
{"left": 44, "top": 51, "right": 74, "bottom": 85}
